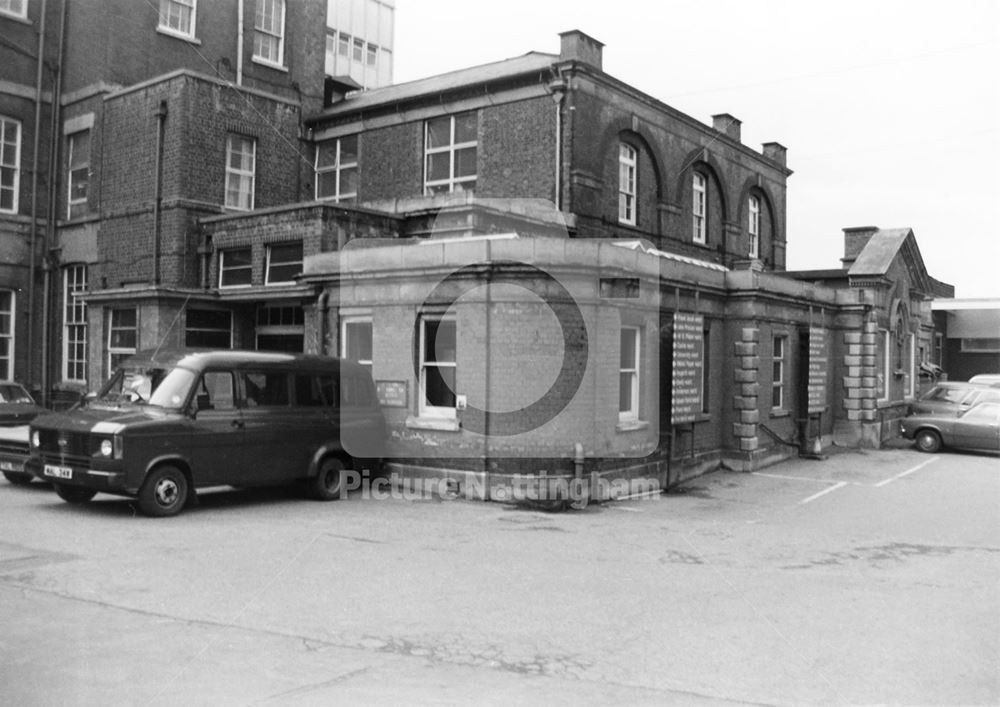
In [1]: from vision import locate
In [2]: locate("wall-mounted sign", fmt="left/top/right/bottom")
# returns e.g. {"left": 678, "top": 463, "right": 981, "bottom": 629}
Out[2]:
{"left": 376, "top": 380, "right": 408, "bottom": 408}
{"left": 808, "top": 327, "right": 828, "bottom": 413}
{"left": 671, "top": 313, "right": 704, "bottom": 424}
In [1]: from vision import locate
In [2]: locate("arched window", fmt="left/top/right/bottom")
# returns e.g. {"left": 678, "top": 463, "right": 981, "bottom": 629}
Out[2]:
{"left": 748, "top": 194, "right": 761, "bottom": 258}
{"left": 618, "top": 143, "right": 637, "bottom": 225}
{"left": 692, "top": 173, "right": 707, "bottom": 244}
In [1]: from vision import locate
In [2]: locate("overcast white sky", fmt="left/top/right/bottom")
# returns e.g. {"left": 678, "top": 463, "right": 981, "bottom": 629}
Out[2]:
{"left": 392, "top": 0, "right": 999, "bottom": 299}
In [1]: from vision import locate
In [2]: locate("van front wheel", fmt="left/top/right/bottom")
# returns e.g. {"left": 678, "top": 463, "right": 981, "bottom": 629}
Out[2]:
{"left": 308, "top": 457, "right": 345, "bottom": 501}
{"left": 138, "top": 465, "right": 189, "bottom": 517}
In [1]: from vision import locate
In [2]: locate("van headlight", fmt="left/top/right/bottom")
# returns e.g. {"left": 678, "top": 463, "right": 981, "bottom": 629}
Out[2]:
{"left": 31, "top": 430, "right": 40, "bottom": 448}
{"left": 99, "top": 439, "right": 114, "bottom": 457}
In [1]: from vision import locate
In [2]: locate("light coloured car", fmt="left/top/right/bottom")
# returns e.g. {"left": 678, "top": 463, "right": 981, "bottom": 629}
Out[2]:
{"left": 908, "top": 382, "right": 1000, "bottom": 417}
{"left": 969, "top": 373, "right": 1000, "bottom": 385}
{"left": 900, "top": 402, "right": 1000, "bottom": 453}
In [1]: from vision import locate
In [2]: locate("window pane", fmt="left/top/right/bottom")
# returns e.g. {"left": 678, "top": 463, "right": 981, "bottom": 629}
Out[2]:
{"left": 317, "top": 171, "right": 338, "bottom": 199}
{"left": 344, "top": 321, "right": 373, "bottom": 362}
{"left": 317, "top": 141, "right": 338, "bottom": 167}
{"left": 454, "top": 147, "right": 477, "bottom": 179}
{"left": 224, "top": 248, "right": 252, "bottom": 267}
{"left": 620, "top": 329, "right": 636, "bottom": 368}
{"left": 339, "top": 135, "right": 358, "bottom": 163}
{"left": 424, "top": 319, "right": 456, "bottom": 363}
{"left": 424, "top": 366, "right": 456, "bottom": 408}
{"left": 426, "top": 117, "right": 451, "bottom": 149}
{"left": 339, "top": 166, "right": 358, "bottom": 196}
{"left": 427, "top": 152, "right": 451, "bottom": 182}
{"left": 454, "top": 112, "right": 477, "bottom": 143}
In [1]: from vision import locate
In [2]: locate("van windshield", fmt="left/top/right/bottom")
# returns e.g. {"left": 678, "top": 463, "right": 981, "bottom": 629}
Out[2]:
{"left": 94, "top": 366, "right": 169, "bottom": 406}
{"left": 147, "top": 367, "right": 198, "bottom": 409}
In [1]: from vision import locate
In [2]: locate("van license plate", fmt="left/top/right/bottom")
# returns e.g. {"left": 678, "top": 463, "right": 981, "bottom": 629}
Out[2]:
{"left": 43, "top": 464, "right": 73, "bottom": 480}
{"left": 1, "top": 460, "right": 20, "bottom": 472}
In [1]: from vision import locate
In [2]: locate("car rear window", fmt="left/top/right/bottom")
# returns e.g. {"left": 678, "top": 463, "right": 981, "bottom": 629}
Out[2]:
{"left": 923, "top": 386, "right": 973, "bottom": 403}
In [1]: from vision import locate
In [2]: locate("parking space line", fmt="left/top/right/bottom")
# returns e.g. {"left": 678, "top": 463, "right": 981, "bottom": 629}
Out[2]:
{"left": 799, "top": 481, "right": 848, "bottom": 505}
{"left": 753, "top": 472, "right": 858, "bottom": 485}
{"left": 874, "top": 457, "right": 940, "bottom": 487}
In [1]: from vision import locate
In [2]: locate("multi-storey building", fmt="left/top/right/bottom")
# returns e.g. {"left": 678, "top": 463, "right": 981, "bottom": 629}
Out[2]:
{"left": 324, "top": 0, "right": 394, "bottom": 90}
{"left": 1, "top": 6, "right": 954, "bottom": 492}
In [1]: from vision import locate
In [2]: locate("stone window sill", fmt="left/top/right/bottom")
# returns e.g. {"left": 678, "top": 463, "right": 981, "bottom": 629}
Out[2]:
{"left": 405, "top": 416, "right": 461, "bottom": 433}
{"left": 616, "top": 419, "right": 650, "bottom": 433}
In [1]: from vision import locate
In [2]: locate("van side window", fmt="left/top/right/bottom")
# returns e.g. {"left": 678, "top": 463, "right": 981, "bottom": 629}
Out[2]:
{"left": 294, "top": 374, "right": 327, "bottom": 407}
{"left": 242, "top": 372, "right": 290, "bottom": 407}
{"left": 197, "top": 371, "right": 235, "bottom": 411}
{"left": 317, "top": 376, "right": 339, "bottom": 409}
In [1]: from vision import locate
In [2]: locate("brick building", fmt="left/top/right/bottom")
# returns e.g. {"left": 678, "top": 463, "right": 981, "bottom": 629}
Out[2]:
{"left": 1, "top": 7, "right": 956, "bottom": 492}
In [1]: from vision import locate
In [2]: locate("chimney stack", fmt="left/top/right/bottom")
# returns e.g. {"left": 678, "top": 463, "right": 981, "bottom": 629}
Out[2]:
{"left": 842, "top": 226, "right": 880, "bottom": 266}
{"left": 762, "top": 142, "right": 787, "bottom": 167}
{"left": 559, "top": 30, "right": 604, "bottom": 70}
{"left": 712, "top": 113, "right": 741, "bottom": 143}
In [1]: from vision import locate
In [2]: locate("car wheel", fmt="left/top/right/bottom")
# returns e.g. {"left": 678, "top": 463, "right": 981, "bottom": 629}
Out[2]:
{"left": 54, "top": 483, "right": 97, "bottom": 504}
{"left": 3, "top": 471, "right": 33, "bottom": 486}
{"left": 138, "top": 465, "right": 189, "bottom": 517}
{"left": 308, "top": 457, "right": 345, "bottom": 501}
{"left": 914, "top": 429, "right": 942, "bottom": 453}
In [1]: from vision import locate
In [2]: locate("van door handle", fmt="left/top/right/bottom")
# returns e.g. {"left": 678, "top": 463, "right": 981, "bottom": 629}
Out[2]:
{"left": 231, "top": 419, "right": 244, "bottom": 429}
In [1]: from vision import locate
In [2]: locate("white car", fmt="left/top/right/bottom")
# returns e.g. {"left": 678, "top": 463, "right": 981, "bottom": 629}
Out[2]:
{"left": 969, "top": 374, "right": 1000, "bottom": 385}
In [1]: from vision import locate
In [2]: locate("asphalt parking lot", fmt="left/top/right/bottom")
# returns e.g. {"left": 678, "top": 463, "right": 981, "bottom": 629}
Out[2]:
{"left": 1, "top": 445, "right": 997, "bottom": 706}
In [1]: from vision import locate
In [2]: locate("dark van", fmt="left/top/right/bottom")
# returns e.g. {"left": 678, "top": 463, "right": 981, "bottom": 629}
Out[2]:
{"left": 26, "top": 350, "right": 385, "bottom": 516}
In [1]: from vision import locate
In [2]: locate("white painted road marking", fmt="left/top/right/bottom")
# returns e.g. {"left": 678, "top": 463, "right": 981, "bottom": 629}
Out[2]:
{"left": 753, "top": 472, "right": 860, "bottom": 485}
{"left": 874, "top": 457, "right": 940, "bottom": 487}
{"left": 799, "top": 481, "right": 849, "bottom": 505}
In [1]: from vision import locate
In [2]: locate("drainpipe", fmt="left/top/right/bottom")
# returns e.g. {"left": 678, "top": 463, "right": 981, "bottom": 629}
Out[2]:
{"left": 549, "top": 72, "right": 566, "bottom": 211}
{"left": 236, "top": 0, "right": 244, "bottom": 86}
{"left": 483, "top": 240, "right": 492, "bottom": 501}
{"left": 153, "top": 100, "right": 167, "bottom": 286}
{"left": 41, "top": 0, "right": 68, "bottom": 407}
{"left": 27, "top": 0, "right": 48, "bottom": 396}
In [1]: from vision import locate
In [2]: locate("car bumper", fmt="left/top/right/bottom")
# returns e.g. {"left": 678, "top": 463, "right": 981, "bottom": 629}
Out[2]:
{"left": 25, "top": 457, "right": 129, "bottom": 492}
{"left": 0, "top": 452, "right": 30, "bottom": 474}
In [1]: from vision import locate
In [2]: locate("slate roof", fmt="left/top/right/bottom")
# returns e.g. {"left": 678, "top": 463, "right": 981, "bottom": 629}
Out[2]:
{"left": 847, "top": 228, "right": 914, "bottom": 277}
{"left": 309, "top": 52, "right": 558, "bottom": 121}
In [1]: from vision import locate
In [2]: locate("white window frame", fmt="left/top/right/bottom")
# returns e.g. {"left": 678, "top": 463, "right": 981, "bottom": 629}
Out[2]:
{"left": 225, "top": 134, "right": 256, "bottom": 211}
{"left": 219, "top": 247, "right": 253, "bottom": 289}
{"left": 314, "top": 135, "right": 358, "bottom": 202}
{"left": 264, "top": 241, "right": 303, "bottom": 285}
{"left": 692, "top": 173, "right": 707, "bottom": 244}
{"left": 352, "top": 37, "right": 364, "bottom": 62}
{"left": 960, "top": 338, "right": 1000, "bottom": 353}
{"left": 158, "top": 0, "right": 197, "bottom": 40}
{"left": 340, "top": 317, "right": 373, "bottom": 372}
{"left": 772, "top": 335, "right": 786, "bottom": 410}
{"left": 62, "top": 266, "right": 88, "bottom": 383}
{"left": 878, "top": 329, "right": 890, "bottom": 402}
{"left": 418, "top": 315, "right": 457, "bottom": 419}
{"left": 619, "top": 327, "right": 640, "bottom": 422}
{"left": 0, "top": 116, "right": 21, "bottom": 214}
{"left": 748, "top": 194, "right": 760, "bottom": 259}
{"left": 253, "top": 0, "right": 285, "bottom": 67}
{"left": 0, "top": 0, "right": 27, "bottom": 20}
{"left": 0, "top": 289, "right": 14, "bottom": 381}
{"left": 618, "top": 143, "right": 637, "bottom": 226}
{"left": 424, "top": 112, "right": 477, "bottom": 195}
{"left": 337, "top": 32, "right": 350, "bottom": 57}
{"left": 107, "top": 308, "right": 138, "bottom": 377}
{"left": 67, "top": 129, "right": 90, "bottom": 219}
